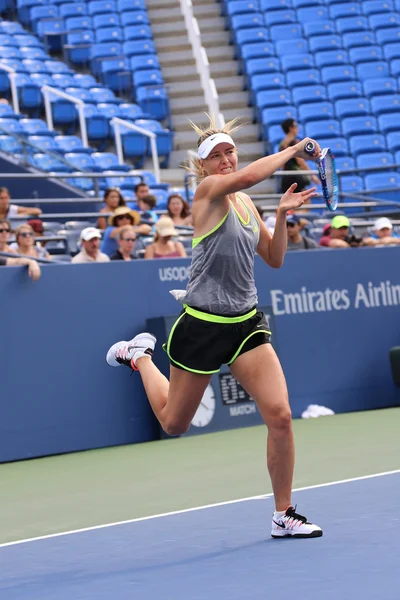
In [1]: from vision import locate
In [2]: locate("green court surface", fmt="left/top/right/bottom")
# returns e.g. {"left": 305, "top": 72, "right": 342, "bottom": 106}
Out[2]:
{"left": 1, "top": 407, "right": 399, "bottom": 545}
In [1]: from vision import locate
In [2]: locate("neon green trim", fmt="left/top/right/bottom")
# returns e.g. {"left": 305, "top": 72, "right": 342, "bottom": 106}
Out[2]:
{"left": 169, "top": 355, "right": 220, "bottom": 375}
{"left": 166, "top": 312, "right": 185, "bottom": 355}
{"left": 192, "top": 210, "right": 229, "bottom": 249}
{"left": 184, "top": 305, "right": 256, "bottom": 324}
{"left": 227, "top": 329, "right": 271, "bottom": 365}
{"left": 230, "top": 193, "right": 250, "bottom": 226}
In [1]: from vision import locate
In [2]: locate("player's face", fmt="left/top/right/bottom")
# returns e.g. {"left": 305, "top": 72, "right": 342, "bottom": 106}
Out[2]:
{"left": 202, "top": 143, "right": 238, "bottom": 176}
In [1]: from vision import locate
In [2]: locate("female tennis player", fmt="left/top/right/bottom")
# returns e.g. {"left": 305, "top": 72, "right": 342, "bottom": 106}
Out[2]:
{"left": 106, "top": 117, "right": 323, "bottom": 538}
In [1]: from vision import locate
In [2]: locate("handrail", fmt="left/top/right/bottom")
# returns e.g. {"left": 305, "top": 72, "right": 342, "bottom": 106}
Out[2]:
{"left": 41, "top": 85, "right": 89, "bottom": 147}
{"left": 110, "top": 117, "right": 160, "bottom": 183}
{"left": 180, "top": 0, "right": 225, "bottom": 128}
{"left": 0, "top": 64, "right": 20, "bottom": 114}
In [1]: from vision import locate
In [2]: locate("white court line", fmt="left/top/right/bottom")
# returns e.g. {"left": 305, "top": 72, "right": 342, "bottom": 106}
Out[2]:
{"left": 1, "top": 468, "right": 399, "bottom": 549}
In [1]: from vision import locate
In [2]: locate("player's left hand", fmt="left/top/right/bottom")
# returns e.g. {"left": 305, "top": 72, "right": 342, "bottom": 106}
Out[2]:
{"left": 277, "top": 183, "right": 318, "bottom": 214}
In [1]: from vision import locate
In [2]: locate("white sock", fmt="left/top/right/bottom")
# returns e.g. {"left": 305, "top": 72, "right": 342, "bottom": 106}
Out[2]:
{"left": 132, "top": 349, "right": 152, "bottom": 365}
{"left": 273, "top": 510, "right": 286, "bottom": 519}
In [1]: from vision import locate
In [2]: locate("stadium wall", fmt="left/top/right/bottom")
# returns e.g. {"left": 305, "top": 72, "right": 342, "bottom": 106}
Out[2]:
{"left": 1, "top": 248, "right": 399, "bottom": 462}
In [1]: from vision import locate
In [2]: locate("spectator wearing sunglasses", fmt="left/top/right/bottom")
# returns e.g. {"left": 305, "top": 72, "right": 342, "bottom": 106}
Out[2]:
{"left": 0, "top": 219, "right": 17, "bottom": 255}
{"left": 286, "top": 214, "right": 318, "bottom": 250}
{"left": 110, "top": 226, "right": 137, "bottom": 261}
{"left": 10, "top": 224, "right": 51, "bottom": 260}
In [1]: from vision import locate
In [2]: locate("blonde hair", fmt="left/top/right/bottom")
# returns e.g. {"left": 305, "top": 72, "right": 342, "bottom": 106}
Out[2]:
{"left": 185, "top": 114, "right": 242, "bottom": 182}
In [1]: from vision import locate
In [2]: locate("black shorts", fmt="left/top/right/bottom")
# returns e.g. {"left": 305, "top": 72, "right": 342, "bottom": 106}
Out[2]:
{"left": 164, "top": 305, "right": 271, "bottom": 374}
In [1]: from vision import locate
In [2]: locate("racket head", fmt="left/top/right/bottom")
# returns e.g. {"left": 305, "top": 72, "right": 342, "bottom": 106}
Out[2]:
{"left": 317, "top": 148, "right": 338, "bottom": 212}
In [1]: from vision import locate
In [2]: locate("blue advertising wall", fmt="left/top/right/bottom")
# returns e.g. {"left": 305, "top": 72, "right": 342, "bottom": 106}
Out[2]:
{"left": 1, "top": 248, "right": 399, "bottom": 462}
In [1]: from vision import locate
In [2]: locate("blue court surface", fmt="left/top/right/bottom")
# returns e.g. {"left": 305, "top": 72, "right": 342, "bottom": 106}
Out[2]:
{"left": 1, "top": 472, "right": 399, "bottom": 600}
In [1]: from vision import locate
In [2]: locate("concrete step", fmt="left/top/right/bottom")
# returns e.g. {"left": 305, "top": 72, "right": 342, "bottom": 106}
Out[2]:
{"left": 172, "top": 122, "right": 259, "bottom": 150}
{"left": 209, "top": 60, "right": 238, "bottom": 78}
{"left": 192, "top": 3, "right": 221, "bottom": 18}
{"left": 169, "top": 149, "right": 194, "bottom": 168}
{"left": 157, "top": 49, "right": 197, "bottom": 67}
{"left": 218, "top": 90, "right": 249, "bottom": 109}
{"left": 155, "top": 36, "right": 191, "bottom": 52}
{"left": 147, "top": 6, "right": 182, "bottom": 24}
{"left": 168, "top": 82, "right": 204, "bottom": 99}
{"left": 162, "top": 63, "right": 197, "bottom": 81}
{"left": 200, "top": 29, "right": 230, "bottom": 48}
{"left": 205, "top": 44, "right": 234, "bottom": 62}
{"left": 169, "top": 95, "right": 208, "bottom": 115}
{"left": 196, "top": 15, "right": 226, "bottom": 32}
{"left": 213, "top": 74, "right": 244, "bottom": 94}
{"left": 223, "top": 106, "right": 254, "bottom": 123}
{"left": 152, "top": 20, "right": 186, "bottom": 37}
{"left": 171, "top": 111, "right": 212, "bottom": 132}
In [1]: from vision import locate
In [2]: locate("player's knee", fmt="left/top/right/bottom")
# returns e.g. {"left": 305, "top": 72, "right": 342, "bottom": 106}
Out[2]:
{"left": 163, "top": 417, "right": 190, "bottom": 437}
{"left": 267, "top": 406, "right": 292, "bottom": 432}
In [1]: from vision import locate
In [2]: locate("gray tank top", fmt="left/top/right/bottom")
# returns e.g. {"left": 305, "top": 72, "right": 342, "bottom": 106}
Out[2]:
{"left": 182, "top": 195, "right": 260, "bottom": 315}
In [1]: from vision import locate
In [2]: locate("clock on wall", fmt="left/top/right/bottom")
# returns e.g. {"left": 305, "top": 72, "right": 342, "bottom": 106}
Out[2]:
{"left": 191, "top": 384, "right": 216, "bottom": 428}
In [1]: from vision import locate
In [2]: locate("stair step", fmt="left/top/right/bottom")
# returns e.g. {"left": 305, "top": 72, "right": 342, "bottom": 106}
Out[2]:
{"left": 147, "top": 7, "right": 182, "bottom": 23}
{"left": 169, "top": 95, "right": 208, "bottom": 114}
{"left": 223, "top": 106, "right": 253, "bottom": 123}
{"left": 192, "top": 3, "right": 221, "bottom": 18}
{"left": 155, "top": 36, "right": 191, "bottom": 52}
{"left": 171, "top": 111, "right": 212, "bottom": 131}
{"left": 206, "top": 45, "right": 235, "bottom": 62}
{"left": 209, "top": 61, "right": 238, "bottom": 77}
{"left": 169, "top": 149, "right": 194, "bottom": 168}
{"left": 201, "top": 30, "right": 230, "bottom": 48}
{"left": 196, "top": 16, "right": 226, "bottom": 32}
{"left": 218, "top": 90, "right": 249, "bottom": 109}
{"left": 214, "top": 74, "right": 244, "bottom": 93}
{"left": 168, "top": 83, "right": 204, "bottom": 98}
{"left": 157, "top": 49, "right": 197, "bottom": 66}
{"left": 162, "top": 63, "right": 197, "bottom": 81}
{"left": 152, "top": 20, "right": 187, "bottom": 37}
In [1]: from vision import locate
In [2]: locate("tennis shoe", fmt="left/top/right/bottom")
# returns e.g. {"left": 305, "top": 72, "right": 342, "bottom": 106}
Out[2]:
{"left": 271, "top": 505, "right": 322, "bottom": 538}
{"left": 106, "top": 332, "right": 156, "bottom": 370}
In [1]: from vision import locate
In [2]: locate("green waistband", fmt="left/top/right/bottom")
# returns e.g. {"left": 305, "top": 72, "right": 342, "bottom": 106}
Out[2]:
{"left": 184, "top": 305, "right": 256, "bottom": 324}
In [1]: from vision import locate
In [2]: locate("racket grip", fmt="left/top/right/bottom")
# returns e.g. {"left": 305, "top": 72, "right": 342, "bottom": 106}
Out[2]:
{"left": 304, "top": 141, "right": 315, "bottom": 155}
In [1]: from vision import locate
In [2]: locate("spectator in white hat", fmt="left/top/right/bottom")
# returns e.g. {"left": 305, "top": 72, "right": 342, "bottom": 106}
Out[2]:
{"left": 372, "top": 217, "right": 400, "bottom": 246}
{"left": 71, "top": 227, "right": 110, "bottom": 264}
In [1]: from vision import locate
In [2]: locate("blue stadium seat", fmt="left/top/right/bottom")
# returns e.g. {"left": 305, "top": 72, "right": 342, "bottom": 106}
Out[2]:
{"left": 292, "top": 84, "right": 327, "bottom": 104}
{"left": 260, "top": 0, "right": 292, "bottom": 8}
{"left": 390, "top": 59, "right": 400, "bottom": 76}
{"left": 136, "top": 86, "right": 169, "bottom": 121}
{"left": 65, "top": 31, "right": 95, "bottom": 65}
{"left": 280, "top": 53, "right": 315, "bottom": 72}
{"left": 45, "top": 61, "right": 73, "bottom": 75}
{"left": 51, "top": 74, "right": 76, "bottom": 89}
{"left": 309, "top": 35, "right": 342, "bottom": 53}
{"left": 96, "top": 26, "right": 123, "bottom": 44}
{"left": 96, "top": 102, "right": 121, "bottom": 118}
{"left": 264, "top": 9, "right": 296, "bottom": 27}
{"left": 384, "top": 42, "right": 400, "bottom": 61}
{"left": 395, "top": 149, "right": 400, "bottom": 163}
{"left": 286, "top": 68, "right": 321, "bottom": 88}
{"left": 256, "top": 89, "right": 292, "bottom": 111}
{"left": 339, "top": 175, "right": 364, "bottom": 213}
{"left": 20, "top": 118, "right": 51, "bottom": 136}
{"left": 350, "top": 133, "right": 387, "bottom": 156}
{"left": 371, "top": 94, "right": 400, "bottom": 115}
{"left": 65, "top": 15, "right": 92, "bottom": 31}
{"left": 364, "top": 77, "right": 398, "bottom": 98}
{"left": 73, "top": 74, "right": 97, "bottom": 88}
{"left": 64, "top": 152, "right": 96, "bottom": 171}
{"left": 0, "top": 135, "right": 24, "bottom": 154}
{"left": 356, "top": 152, "right": 394, "bottom": 170}
{"left": 122, "top": 40, "right": 156, "bottom": 58}
{"left": 15, "top": 74, "right": 42, "bottom": 111}
{"left": 0, "top": 104, "right": 18, "bottom": 119}
{"left": 231, "top": 13, "right": 264, "bottom": 32}
{"left": 342, "top": 31, "right": 376, "bottom": 49}
{"left": 349, "top": 46, "right": 383, "bottom": 64}
{"left": 36, "top": 19, "right": 65, "bottom": 51}
{"left": 0, "top": 21, "right": 24, "bottom": 35}
{"left": 22, "top": 59, "right": 48, "bottom": 74}
{"left": 50, "top": 98, "right": 78, "bottom": 127}
{"left": 19, "top": 47, "right": 47, "bottom": 61}
{"left": 297, "top": 6, "right": 329, "bottom": 22}
{"left": 25, "top": 73, "right": 53, "bottom": 91}
{"left": 64, "top": 87, "right": 94, "bottom": 102}
{"left": 292, "top": 0, "right": 325, "bottom": 7}
{"left": 321, "top": 65, "right": 356, "bottom": 84}
{"left": 27, "top": 135, "right": 58, "bottom": 152}
{"left": 316, "top": 137, "right": 349, "bottom": 156}
{"left": 266, "top": 124, "right": 286, "bottom": 147}
{"left": 90, "top": 86, "right": 119, "bottom": 103}
{"left": 0, "top": 33, "right": 17, "bottom": 46}
{"left": 93, "top": 13, "right": 120, "bottom": 29}
{"left": 357, "top": 61, "right": 390, "bottom": 80}
{"left": 275, "top": 38, "right": 309, "bottom": 56}
{"left": 386, "top": 131, "right": 400, "bottom": 152}
{"left": 133, "top": 69, "right": 164, "bottom": 88}
{"left": 241, "top": 42, "right": 275, "bottom": 61}
{"left": 124, "top": 25, "right": 153, "bottom": 41}
{"left": 303, "top": 20, "right": 336, "bottom": 38}
{"left": 118, "top": 102, "right": 148, "bottom": 120}
{"left": 59, "top": 3, "right": 87, "bottom": 19}
{"left": 90, "top": 42, "right": 123, "bottom": 76}
{"left": 83, "top": 104, "right": 110, "bottom": 141}
{"left": 262, "top": 105, "right": 297, "bottom": 127}
{"left": 306, "top": 119, "right": 341, "bottom": 139}
{"left": 120, "top": 10, "right": 149, "bottom": 26}
{"left": 376, "top": 27, "right": 400, "bottom": 45}
{"left": 245, "top": 57, "right": 280, "bottom": 76}
{"left": 315, "top": 50, "right": 349, "bottom": 69}
{"left": 250, "top": 72, "right": 286, "bottom": 94}
{"left": 330, "top": 2, "right": 361, "bottom": 19}
{"left": 378, "top": 112, "right": 400, "bottom": 133}
{"left": 369, "top": 13, "right": 400, "bottom": 31}
{"left": 226, "top": 1, "right": 260, "bottom": 17}
{"left": 91, "top": 151, "right": 123, "bottom": 170}
{"left": 342, "top": 116, "right": 378, "bottom": 136}
{"left": 31, "top": 153, "right": 73, "bottom": 173}
{"left": 100, "top": 58, "right": 131, "bottom": 92}
{"left": 336, "top": 16, "right": 369, "bottom": 35}
{"left": 269, "top": 23, "right": 303, "bottom": 40}
{"left": 363, "top": 1, "right": 394, "bottom": 16}
{"left": 0, "top": 46, "right": 22, "bottom": 59}
{"left": 335, "top": 156, "right": 355, "bottom": 171}
{"left": 13, "top": 34, "right": 44, "bottom": 49}
{"left": 118, "top": 0, "right": 147, "bottom": 11}
{"left": 335, "top": 98, "right": 370, "bottom": 119}
{"left": 30, "top": 6, "right": 59, "bottom": 30}
{"left": 88, "top": 1, "right": 117, "bottom": 16}
{"left": 235, "top": 27, "right": 269, "bottom": 49}
{"left": 364, "top": 172, "right": 400, "bottom": 203}
{"left": 298, "top": 101, "right": 334, "bottom": 123}
{"left": 130, "top": 55, "right": 160, "bottom": 72}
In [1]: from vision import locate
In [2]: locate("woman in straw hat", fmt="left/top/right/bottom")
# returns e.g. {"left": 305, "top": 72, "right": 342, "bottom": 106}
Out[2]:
{"left": 106, "top": 116, "right": 322, "bottom": 539}
{"left": 100, "top": 206, "right": 151, "bottom": 257}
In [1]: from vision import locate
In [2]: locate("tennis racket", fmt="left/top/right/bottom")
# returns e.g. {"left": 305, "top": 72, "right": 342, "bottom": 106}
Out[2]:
{"left": 304, "top": 141, "right": 338, "bottom": 212}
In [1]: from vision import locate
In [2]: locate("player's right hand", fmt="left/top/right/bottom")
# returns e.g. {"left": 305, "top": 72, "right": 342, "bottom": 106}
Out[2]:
{"left": 294, "top": 137, "right": 321, "bottom": 160}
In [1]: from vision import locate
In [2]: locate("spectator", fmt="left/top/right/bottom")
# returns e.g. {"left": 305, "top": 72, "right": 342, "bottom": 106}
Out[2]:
{"left": 167, "top": 193, "right": 193, "bottom": 227}
{"left": 319, "top": 215, "right": 374, "bottom": 248}
{"left": 71, "top": 227, "right": 110, "bottom": 264}
{"left": 130, "top": 182, "right": 150, "bottom": 209}
{"left": 137, "top": 194, "right": 159, "bottom": 225}
{"left": 0, "top": 219, "right": 16, "bottom": 255}
{"left": 286, "top": 214, "right": 319, "bottom": 250}
{"left": 11, "top": 224, "right": 52, "bottom": 260}
{"left": 0, "top": 187, "right": 42, "bottom": 220}
{"left": 371, "top": 217, "right": 400, "bottom": 246}
{"left": 144, "top": 217, "right": 187, "bottom": 259}
{"left": 97, "top": 188, "right": 126, "bottom": 231}
{"left": 101, "top": 206, "right": 151, "bottom": 257}
{"left": 279, "top": 119, "right": 319, "bottom": 196}
{"left": 0, "top": 255, "right": 41, "bottom": 280}
{"left": 110, "top": 226, "right": 137, "bottom": 261}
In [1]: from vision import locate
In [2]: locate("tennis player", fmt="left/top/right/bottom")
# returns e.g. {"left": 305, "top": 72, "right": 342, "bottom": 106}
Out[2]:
{"left": 107, "top": 117, "right": 323, "bottom": 539}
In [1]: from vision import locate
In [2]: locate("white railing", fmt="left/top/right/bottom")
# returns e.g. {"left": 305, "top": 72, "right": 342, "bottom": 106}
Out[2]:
{"left": 110, "top": 117, "right": 160, "bottom": 183}
{"left": 0, "top": 65, "right": 20, "bottom": 114}
{"left": 180, "top": 0, "right": 225, "bottom": 128}
{"left": 41, "top": 85, "right": 89, "bottom": 147}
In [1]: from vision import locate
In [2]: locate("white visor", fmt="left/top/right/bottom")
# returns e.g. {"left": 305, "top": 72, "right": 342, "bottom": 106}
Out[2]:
{"left": 198, "top": 133, "right": 236, "bottom": 159}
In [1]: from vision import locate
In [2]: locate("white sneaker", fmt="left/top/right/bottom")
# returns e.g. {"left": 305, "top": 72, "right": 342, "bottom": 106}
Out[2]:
{"left": 106, "top": 333, "right": 156, "bottom": 370}
{"left": 271, "top": 506, "right": 323, "bottom": 539}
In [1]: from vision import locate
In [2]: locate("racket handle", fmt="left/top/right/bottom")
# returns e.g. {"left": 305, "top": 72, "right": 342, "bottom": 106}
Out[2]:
{"left": 304, "top": 141, "right": 315, "bottom": 155}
